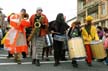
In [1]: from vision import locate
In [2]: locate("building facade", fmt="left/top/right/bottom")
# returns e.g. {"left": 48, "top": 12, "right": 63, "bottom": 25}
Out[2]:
{"left": 77, "top": 0, "right": 108, "bottom": 27}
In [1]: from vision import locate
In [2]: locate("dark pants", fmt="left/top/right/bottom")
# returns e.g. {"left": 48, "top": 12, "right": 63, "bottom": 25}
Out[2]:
{"left": 42, "top": 46, "right": 50, "bottom": 58}
{"left": 61, "top": 49, "right": 66, "bottom": 60}
{"left": 53, "top": 40, "right": 63, "bottom": 62}
{"left": 105, "top": 49, "right": 108, "bottom": 63}
{"left": 106, "top": 49, "right": 108, "bottom": 58}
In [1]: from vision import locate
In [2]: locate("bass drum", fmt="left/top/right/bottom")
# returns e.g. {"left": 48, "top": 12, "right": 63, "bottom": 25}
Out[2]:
{"left": 90, "top": 40, "right": 107, "bottom": 59}
{"left": 68, "top": 37, "right": 86, "bottom": 59}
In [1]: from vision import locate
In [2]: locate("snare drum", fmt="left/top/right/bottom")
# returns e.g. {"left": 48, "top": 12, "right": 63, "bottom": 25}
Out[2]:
{"left": 90, "top": 40, "right": 107, "bottom": 59}
{"left": 68, "top": 37, "right": 86, "bottom": 59}
{"left": 44, "top": 34, "right": 53, "bottom": 47}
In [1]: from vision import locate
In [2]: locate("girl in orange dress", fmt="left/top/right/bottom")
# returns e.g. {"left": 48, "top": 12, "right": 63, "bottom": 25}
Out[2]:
{"left": 3, "top": 9, "right": 30, "bottom": 64}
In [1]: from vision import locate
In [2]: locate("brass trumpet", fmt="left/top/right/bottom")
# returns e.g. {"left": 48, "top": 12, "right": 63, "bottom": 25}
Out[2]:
{"left": 22, "top": 13, "right": 29, "bottom": 20}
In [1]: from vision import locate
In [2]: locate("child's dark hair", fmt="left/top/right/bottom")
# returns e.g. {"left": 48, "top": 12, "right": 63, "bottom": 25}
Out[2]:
{"left": 97, "top": 26, "right": 102, "bottom": 31}
{"left": 103, "top": 27, "right": 108, "bottom": 33}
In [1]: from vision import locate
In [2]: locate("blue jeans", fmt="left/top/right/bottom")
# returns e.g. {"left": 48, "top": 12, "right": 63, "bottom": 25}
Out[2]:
{"left": 105, "top": 49, "right": 108, "bottom": 64}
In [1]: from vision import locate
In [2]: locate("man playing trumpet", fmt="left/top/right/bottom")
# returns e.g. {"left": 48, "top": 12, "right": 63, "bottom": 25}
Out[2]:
{"left": 29, "top": 7, "right": 48, "bottom": 66}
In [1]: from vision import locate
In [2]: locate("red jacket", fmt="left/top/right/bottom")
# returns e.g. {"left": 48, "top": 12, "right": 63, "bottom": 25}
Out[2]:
{"left": 29, "top": 13, "right": 48, "bottom": 37}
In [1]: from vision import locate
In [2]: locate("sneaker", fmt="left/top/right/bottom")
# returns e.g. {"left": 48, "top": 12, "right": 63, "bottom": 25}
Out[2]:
{"left": 103, "top": 61, "right": 108, "bottom": 65}
{"left": 32, "top": 59, "right": 36, "bottom": 64}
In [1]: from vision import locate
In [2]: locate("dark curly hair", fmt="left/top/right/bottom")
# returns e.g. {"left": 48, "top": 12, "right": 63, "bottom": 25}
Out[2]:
{"left": 97, "top": 26, "right": 102, "bottom": 31}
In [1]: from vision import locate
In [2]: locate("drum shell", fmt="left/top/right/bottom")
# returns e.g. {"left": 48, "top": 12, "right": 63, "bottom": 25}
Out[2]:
{"left": 90, "top": 41, "right": 107, "bottom": 59}
{"left": 68, "top": 37, "right": 86, "bottom": 59}
{"left": 44, "top": 34, "right": 53, "bottom": 47}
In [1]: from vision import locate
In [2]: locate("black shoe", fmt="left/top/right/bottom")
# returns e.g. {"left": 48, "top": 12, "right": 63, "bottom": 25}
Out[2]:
{"left": 72, "top": 61, "right": 78, "bottom": 68}
{"left": 22, "top": 52, "right": 27, "bottom": 58}
{"left": 22, "top": 56, "right": 27, "bottom": 58}
{"left": 36, "top": 59, "right": 40, "bottom": 66}
{"left": 32, "top": 59, "right": 36, "bottom": 64}
{"left": 72, "top": 64, "right": 78, "bottom": 68}
{"left": 7, "top": 55, "right": 13, "bottom": 58}
{"left": 54, "top": 62, "right": 60, "bottom": 66}
{"left": 45, "top": 58, "right": 50, "bottom": 61}
{"left": 54, "top": 61, "right": 60, "bottom": 66}
{"left": 7, "top": 54, "right": 13, "bottom": 58}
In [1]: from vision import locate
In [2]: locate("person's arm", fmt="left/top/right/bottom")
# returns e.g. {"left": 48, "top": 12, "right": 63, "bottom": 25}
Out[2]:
{"left": 68, "top": 28, "right": 72, "bottom": 38}
{"left": 65, "top": 23, "right": 70, "bottom": 30}
{"left": 78, "top": 27, "right": 81, "bottom": 37}
{"left": 20, "top": 19, "right": 30, "bottom": 27}
{"left": 43, "top": 15, "right": 48, "bottom": 26}
{"left": 41, "top": 14, "right": 48, "bottom": 29}
{"left": 29, "top": 15, "right": 34, "bottom": 28}
{"left": 94, "top": 26, "right": 99, "bottom": 40}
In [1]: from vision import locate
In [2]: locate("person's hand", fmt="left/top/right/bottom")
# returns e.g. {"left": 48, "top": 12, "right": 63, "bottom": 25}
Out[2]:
{"left": 41, "top": 24, "right": 46, "bottom": 29}
{"left": 94, "top": 40, "right": 99, "bottom": 42}
{"left": 51, "top": 31, "right": 55, "bottom": 34}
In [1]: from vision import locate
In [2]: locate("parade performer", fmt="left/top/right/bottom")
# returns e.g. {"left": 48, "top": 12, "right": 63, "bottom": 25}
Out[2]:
{"left": 103, "top": 28, "right": 108, "bottom": 65}
{"left": 3, "top": 9, "right": 30, "bottom": 64}
{"left": 68, "top": 21, "right": 82, "bottom": 68}
{"left": 81, "top": 16, "right": 99, "bottom": 66}
{"left": 97, "top": 26, "right": 104, "bottom": 40}
{"left": 29, "top": 7, "right": 48, "bottom": 66}
{"left": 6, "top": 13, "right": 15, "bottom": 58}
{"left": 51, "top": 13, "right": 69, "bottom": 66}
{"left": 0, "top": 10, "right": 6, "bottom": 32}
{"left": 7, "top": 13, "right": 15, "bottom": 23}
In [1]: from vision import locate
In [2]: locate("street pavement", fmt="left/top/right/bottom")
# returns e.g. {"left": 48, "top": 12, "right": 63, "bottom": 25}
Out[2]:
{"left": 0, "top": 49, "right": 108, "bottom": 71}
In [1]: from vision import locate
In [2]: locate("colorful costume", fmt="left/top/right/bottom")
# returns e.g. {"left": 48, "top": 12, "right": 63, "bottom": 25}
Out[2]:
{"left": 29, "top": 13, "right": 48, "bottom": 65}
{"left": 81, "top": 25, "right": 99, "bottom": 64}
{"left": 3, "top": 14, "right": 30, "bottom": 62}
{"left": 103, "top": 33, "right": 108, "bottom": 65}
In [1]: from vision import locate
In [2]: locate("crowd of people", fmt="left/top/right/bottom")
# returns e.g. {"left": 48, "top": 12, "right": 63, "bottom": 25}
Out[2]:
{"left": 0, "top": 7, "right": 108, "bottom": 68}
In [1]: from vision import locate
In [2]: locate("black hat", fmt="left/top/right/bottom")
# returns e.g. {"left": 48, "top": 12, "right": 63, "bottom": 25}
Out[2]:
{"left": 21, "top": 8, "right": 26, "bottom": 12}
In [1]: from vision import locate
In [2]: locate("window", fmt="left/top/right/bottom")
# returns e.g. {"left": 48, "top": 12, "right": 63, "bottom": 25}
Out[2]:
{"left": 78, "top": 1, "right": 84, "bottom": 10}
{"left": 101, "top": 2, "right": 107, "bottom": 16}
{"left": 101, "top": 21, "right": 105, "bottom": 27}
{"left": 78, "top": 0, "right": 86, "bottom": 10}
